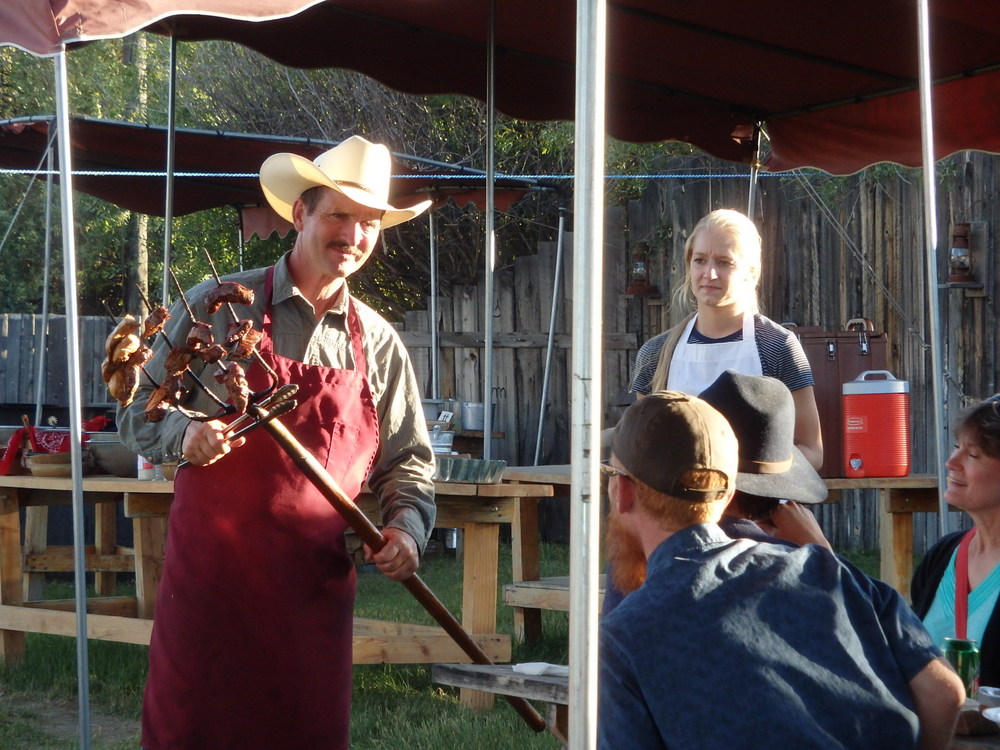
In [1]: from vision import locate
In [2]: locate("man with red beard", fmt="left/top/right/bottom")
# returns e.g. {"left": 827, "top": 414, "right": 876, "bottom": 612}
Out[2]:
{"left": 598, "top": 391, "right": 964, "bottom": 750}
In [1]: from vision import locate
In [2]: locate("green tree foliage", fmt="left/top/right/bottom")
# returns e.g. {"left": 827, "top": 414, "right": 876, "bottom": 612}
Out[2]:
{"left": 0, "top": 34, "right": 699, "bottom": 317}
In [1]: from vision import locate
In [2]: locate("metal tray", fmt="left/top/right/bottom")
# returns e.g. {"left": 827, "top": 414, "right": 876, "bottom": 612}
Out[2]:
{"left": 433, "top": 457, "right": 507, "bottom": 484}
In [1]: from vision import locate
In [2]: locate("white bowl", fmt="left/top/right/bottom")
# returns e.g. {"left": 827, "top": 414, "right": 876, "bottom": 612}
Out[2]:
{"left": 982, "top": 706, "right": 1000, "bottom": 725}
{"left": 979, "top": 686, "right": 1000, "bottom": 708}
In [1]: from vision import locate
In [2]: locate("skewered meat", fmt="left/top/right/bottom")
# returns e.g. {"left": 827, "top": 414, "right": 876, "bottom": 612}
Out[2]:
{"left": 126, "top": 345, "right": 154, "bottom": 368}
{"left": 101, "top": 315, "right": 156, "bottom": 407}
{"left": 214, "top": 361, "right": 250, "bottom": 414}
{"left": 142, "top": 306, "right": 171, "bottom": 339}
{"left": 231, "top": 328, "right": 263, "bottom": 359}
{"left": 108, "top": 366, "right": 139, "bottom": 408}
{"left": 101, "top": 357, "right": 119, "bottom": 384}
{"left": 109, "top": 333, "right": 141, "bottom": 364}
{"left": 143, "top": 374, "right": 188, "bottom": 423}
{"left": 105, "top": 314, "right": 140, "bottom": 357}
{"left": 103, "top": 343, "right": 154, "bottom": 408}
{"left": 197, "top": 343, "right": 228, "bottom": 364}
{"left": 225, "top": 319, "right": 252, "bottom": 343}
{"left": 144, "top": 384, "right": 172, "bottom": 422}
{"left": 162, "top": 373, "right": 188, "bottom": 403}
{"left": 226, "top": 319, "right": 263, "bottom": 359}
{"left": 205, "top": 281, "right": 254, "bottom": 314}
{"left": 186, "top": 321, "right": 214, "bottom": 350}
{"left": 164, "top": 347, "right": 195, "bottom": 376}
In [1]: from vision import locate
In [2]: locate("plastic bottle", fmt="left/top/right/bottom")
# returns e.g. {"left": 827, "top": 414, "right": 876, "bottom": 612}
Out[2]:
{"left": 137, "top": 455, "right": 154, "bottom": 480}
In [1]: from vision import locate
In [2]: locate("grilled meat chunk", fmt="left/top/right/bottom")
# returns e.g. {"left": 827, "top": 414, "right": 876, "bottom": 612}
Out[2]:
{"left": 205, "top": 281, "right": 254, "bottom": 314}
{"left": 214, "top": 361, "right": 250, "bottom": 414}
{"left": 105, "top": 314, "right": 140, "bottom": 357}
{"left": 142, "top": 306, "right": 171, "bottom": 339}
{"left": 186, "top": 321, "right": 214, "bottom": 350}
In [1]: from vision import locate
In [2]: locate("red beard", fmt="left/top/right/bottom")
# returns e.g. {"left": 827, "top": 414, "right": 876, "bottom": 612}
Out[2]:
{"left": 606, "top": 510, "right": 647, "bottom": 595}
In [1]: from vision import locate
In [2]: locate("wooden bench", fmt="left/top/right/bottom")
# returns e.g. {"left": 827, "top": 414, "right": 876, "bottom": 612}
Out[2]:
{"left": 502, "top": 575, "right": 604, "bottom": 613}
{"left": 432, "top": 663, "right": 568, "bottom": 744}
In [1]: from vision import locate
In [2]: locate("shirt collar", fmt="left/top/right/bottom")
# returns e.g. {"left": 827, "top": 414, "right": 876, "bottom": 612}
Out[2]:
{"left": 647, "top": 523, "right": 735, "bottom": 571}
{"left": 272, "top": 251, "right": 352, "bottom": 318}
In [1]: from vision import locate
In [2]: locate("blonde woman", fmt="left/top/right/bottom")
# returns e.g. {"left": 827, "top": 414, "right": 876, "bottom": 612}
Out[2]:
{"left": 629, "top": 209, "right": 823, "bottom": 469}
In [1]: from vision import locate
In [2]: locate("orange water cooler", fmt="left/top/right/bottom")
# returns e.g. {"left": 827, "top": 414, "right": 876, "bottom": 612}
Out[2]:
{"left": 842, "top": 370, "right": 911, "bottom": 478}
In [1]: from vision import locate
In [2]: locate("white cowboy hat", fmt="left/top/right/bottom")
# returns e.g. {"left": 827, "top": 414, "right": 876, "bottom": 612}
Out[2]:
{"left": 259, "top": 135, "right": 431, "bottom": 229}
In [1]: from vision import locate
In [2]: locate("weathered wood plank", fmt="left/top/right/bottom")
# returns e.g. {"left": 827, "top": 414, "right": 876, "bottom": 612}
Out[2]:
{"left": 432, "top": 663, "right": 568, "bottom": 705}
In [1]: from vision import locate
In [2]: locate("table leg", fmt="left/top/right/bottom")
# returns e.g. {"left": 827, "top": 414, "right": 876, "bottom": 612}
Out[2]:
{"left": 882, "top": 488, "right": 914, "bottom": 601}
{"left": 0, "top": 488, "right": 26, "bottom": 661}
{"left": 22, "top": 506, "right": 47, "bottom": 601}
{"left": 511, "top": 495, "right": 542, "bottom": 642}
{"left": 94, "top": 501, "right": 117, "bottom": 596}
{"left": 134, "top": 516, "right": 166, "bottom": 620}
{"left": 460, "top": 520, "right": 499, "bottom": 711}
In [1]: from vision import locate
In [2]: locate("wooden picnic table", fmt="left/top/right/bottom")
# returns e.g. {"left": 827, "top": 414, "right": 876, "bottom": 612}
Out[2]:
{"left": 502, "top": 464, "right": 940, "bottom": 641}
{"left": 0, "top": 472, "right": 552, "bottom": 710}
{"left": 433, "top": 664, "right": 1000, "bottom": 748}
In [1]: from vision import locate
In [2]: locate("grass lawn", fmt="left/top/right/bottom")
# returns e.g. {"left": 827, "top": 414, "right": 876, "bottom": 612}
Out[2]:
{"left": 0, "top": 541, "right": 571, "bottom": 749}
{"left": 0, "top": 543, "right": 884, "bottom": 749}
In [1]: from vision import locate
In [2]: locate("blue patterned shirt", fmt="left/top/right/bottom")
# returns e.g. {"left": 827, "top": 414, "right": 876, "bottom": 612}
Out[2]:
{"left": 599, "top": 524, "right": 938, "bottom": 750}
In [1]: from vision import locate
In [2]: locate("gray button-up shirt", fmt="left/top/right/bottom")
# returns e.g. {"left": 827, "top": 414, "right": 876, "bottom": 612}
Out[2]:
{"left": 118, "top": 252, "right": 436, "bottom": 549}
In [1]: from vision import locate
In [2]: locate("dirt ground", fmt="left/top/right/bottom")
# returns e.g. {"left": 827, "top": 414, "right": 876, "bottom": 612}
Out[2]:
{"left": 2, "top": 692, "right": 140, "bottom": 748}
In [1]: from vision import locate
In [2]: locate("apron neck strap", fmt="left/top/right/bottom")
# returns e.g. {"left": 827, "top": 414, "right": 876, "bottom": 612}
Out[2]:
{"left": 956, "top": 527, "right": 977, "bottom": 639}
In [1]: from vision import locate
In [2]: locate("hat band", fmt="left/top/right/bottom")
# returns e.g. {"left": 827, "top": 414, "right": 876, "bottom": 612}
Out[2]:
{"left": 333, "top": 179, "right": 378, "bottom": 198}
{"left": 738, "top": 456, "right": 793, "bottom": 475}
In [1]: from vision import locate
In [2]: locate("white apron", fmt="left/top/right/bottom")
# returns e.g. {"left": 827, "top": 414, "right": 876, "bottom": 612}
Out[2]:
{"left": 666, "top": 312, "right": 763, "bottom": 395}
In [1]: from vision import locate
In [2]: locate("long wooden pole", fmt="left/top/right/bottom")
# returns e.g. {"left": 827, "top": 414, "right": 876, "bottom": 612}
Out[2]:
{"left": 256, "top": 409, "right": 547, "bottom": 733}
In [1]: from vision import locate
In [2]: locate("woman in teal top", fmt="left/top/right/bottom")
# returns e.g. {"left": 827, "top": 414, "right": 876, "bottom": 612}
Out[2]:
{"left": 912, "top": 395, "right": 1000, "bottom": 687}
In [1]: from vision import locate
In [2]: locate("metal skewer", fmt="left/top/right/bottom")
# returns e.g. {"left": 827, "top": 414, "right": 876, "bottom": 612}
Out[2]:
{"left": 130, "top": 289, "right": 231, "bottom": 415}
{"left": 202, "top": 249, "right": 280, "bottom": 386}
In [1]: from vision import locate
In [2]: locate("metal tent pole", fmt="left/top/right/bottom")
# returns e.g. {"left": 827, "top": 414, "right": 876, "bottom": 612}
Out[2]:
{"left": 161, "top": 37, "right": 178, "bottom": 305}
{"left": 429, "top": 209, "right": 440, "bottom": 399}
{"left": 747, "top": 124, "right": 762, "bottom": 218}
{"left": 915, "top": 0, "right": 950, "bottom": 535}
{"left": 33, "top": 145, "right": 55, "bottom": 426}
{"left": 534, "top": 207, "right": 568, "bottom": 465}
{"left": 53, "top": 49, "right": 92, "bottom": 750}
{"left": 569, "top": 1, "right": 606, "bottom": 748}
{"left": 482, "top": 0, "right": 497, "bottom": 461}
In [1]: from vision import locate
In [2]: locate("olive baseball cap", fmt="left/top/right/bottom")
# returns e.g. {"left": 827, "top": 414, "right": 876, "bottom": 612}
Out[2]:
{"left": 611, "top": 391, "right": 737, "bottom": 502}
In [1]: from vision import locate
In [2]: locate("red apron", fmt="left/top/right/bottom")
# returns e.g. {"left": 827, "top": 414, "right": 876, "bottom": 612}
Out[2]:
{"left": 142, "top": 269, "right": 379, "bottom": 750}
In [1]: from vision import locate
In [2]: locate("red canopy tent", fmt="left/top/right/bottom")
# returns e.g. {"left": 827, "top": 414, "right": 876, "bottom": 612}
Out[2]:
{"left": 0, "top": 114, "right": 546, "bottom": 222}
{"left": 4, "top": 1, "right": 1000, "bottom": 175}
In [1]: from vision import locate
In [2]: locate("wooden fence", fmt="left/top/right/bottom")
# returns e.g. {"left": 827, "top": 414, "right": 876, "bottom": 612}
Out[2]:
{"left": 3, "top": 152, "right": 999, "bottom": 553}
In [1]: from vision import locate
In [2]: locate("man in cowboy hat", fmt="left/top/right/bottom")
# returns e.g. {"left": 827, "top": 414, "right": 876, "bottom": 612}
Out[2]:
{"left": 598, "top": 391, "right": 964, "bottom": 750}
{"left": 120, "top": 136, "right": 436, "bottom": 750}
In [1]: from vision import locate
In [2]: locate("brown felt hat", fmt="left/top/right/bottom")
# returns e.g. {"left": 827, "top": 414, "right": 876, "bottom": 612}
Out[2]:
{"left": 611, "top": 391, "right": 737, "bottom": 502}
{"left": 698, "top": 370, "right": 828, "bottom": 504}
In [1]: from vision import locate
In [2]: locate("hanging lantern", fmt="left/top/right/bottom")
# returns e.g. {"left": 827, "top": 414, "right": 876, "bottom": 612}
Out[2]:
{"left": 626, "top": 242, "right": 658, "bottom": 296}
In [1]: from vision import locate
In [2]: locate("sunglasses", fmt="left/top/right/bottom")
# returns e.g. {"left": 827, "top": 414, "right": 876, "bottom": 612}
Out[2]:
{"left": 599, "top": 460, "right": 632, "bottom": 480}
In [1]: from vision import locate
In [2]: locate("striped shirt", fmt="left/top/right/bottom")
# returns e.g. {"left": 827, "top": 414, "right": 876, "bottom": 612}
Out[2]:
{"left": 630, "top": 313, "right": 814, "bottom": 395}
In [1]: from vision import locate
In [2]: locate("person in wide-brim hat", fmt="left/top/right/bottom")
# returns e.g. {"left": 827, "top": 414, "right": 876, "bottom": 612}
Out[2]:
{"left": 259, "top": 135, "right": 431, "bottom": 229}
{"left": 699, "top": 369, "right": 827, "bottom": 504}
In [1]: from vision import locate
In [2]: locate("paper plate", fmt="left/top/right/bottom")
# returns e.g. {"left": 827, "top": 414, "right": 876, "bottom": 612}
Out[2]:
{"left": 982, "top": 706, "right": 1000, "bottom": 725}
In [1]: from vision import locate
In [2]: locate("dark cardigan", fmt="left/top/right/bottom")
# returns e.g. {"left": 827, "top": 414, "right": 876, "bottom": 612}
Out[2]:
{"left": 911, "top": 529, "right": 1000, "bottom": 688}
